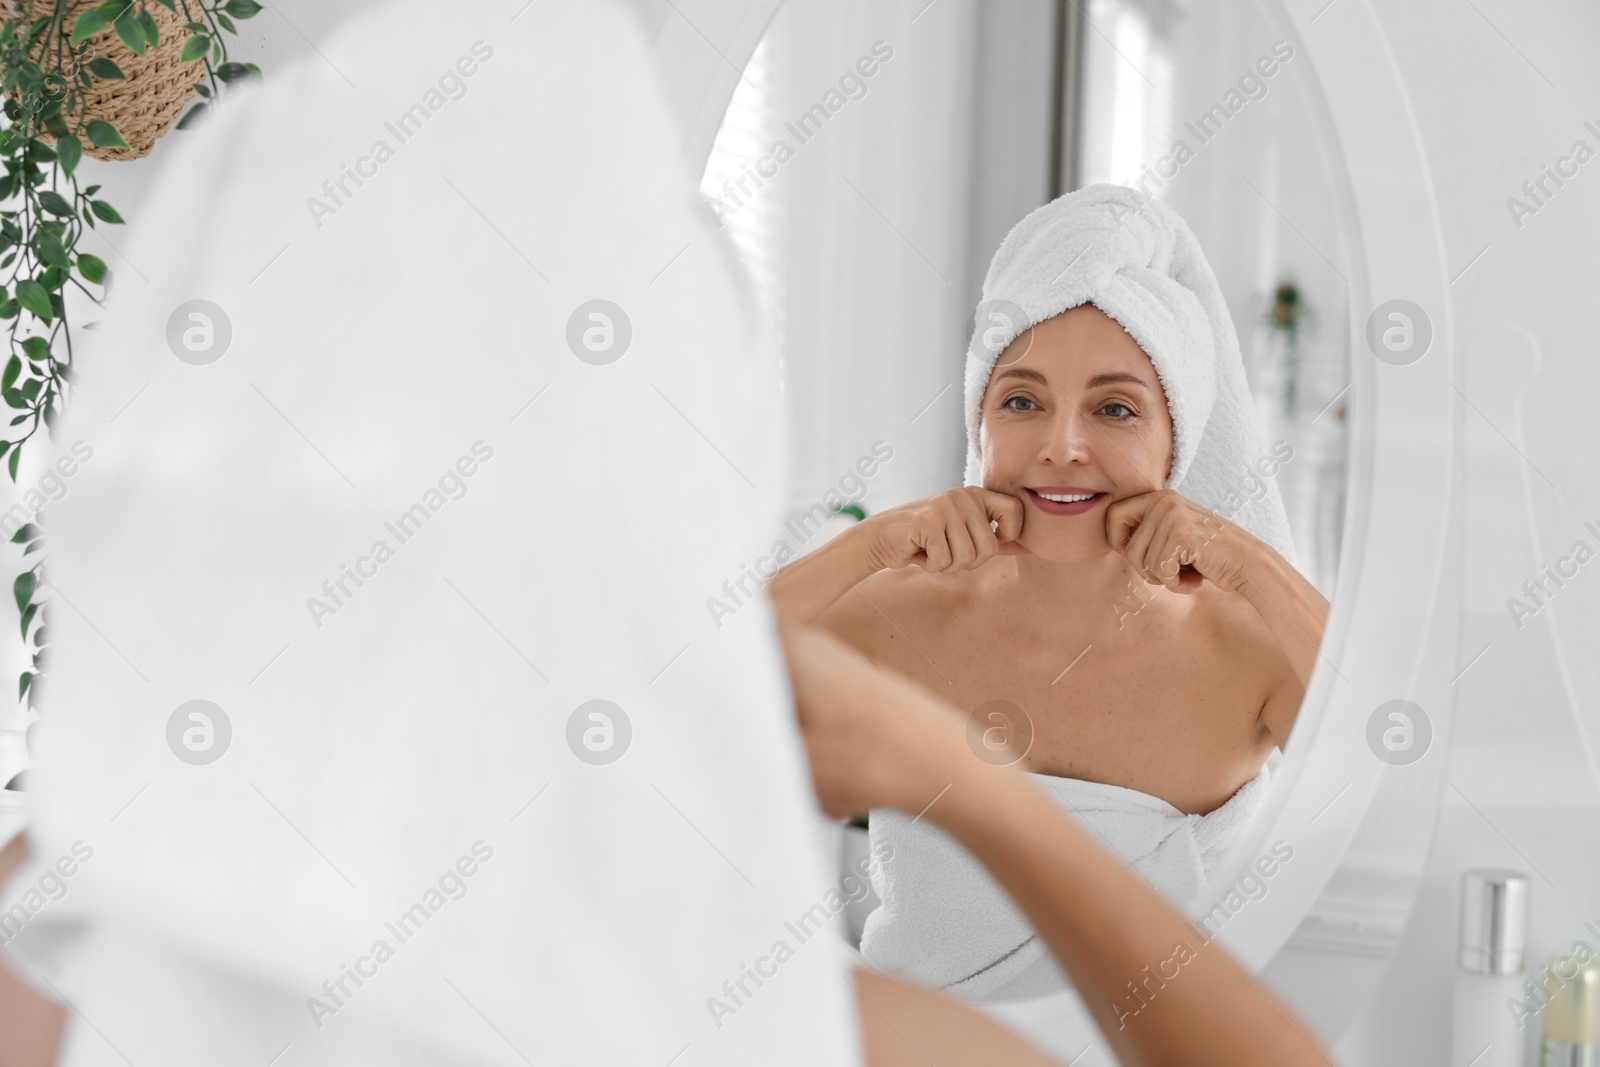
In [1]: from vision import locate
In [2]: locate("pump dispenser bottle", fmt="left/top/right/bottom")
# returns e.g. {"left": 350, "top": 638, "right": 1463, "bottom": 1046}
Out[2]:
{"left": 1451, "top": 868, "right": 1531, "bottom": 1067}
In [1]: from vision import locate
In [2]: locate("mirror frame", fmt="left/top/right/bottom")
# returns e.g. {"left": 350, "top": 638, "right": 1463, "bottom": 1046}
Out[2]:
{"left": 653, "top": 0, "right": 1458, "bottom": 1043}
{"left": 1175, "top": 0, "right": 1459, "bottom": 1040}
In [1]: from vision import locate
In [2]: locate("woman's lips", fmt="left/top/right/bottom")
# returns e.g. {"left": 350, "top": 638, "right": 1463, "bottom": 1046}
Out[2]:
{"left": 1024, "top": 487, "right": 1107, "bottom": 515}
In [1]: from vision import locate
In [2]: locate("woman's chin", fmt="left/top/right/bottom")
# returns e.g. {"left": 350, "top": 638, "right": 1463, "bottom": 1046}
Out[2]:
{"left": 1017, "top": 536, "right": 1109, "bottom": 563}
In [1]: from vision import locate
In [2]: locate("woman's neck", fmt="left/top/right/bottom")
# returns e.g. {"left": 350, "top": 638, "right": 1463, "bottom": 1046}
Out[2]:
{"left": 983, "top": 548, "right": 1168, "bottom": 641}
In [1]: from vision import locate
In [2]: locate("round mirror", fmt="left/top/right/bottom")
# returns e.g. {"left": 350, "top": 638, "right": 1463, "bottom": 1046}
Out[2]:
{"left": 658, "top": 0, "right": 1454, "bottom": 1057}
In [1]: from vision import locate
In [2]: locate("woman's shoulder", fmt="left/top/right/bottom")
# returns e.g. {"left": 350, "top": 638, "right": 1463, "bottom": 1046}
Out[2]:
{"left": 1189, "top": 578, "right": 1298, "bottom": 712}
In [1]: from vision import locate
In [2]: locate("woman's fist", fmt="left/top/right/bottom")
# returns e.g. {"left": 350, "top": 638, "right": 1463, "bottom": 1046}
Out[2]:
{"left": 1104, "top": 488, "right": 1258, "bottom": 595}
{"left": 862, "top": 487, "right": 1029, "bottom": 574}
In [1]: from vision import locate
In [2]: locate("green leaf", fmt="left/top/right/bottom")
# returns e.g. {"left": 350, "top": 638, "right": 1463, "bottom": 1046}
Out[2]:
{"left": 3, "top": 388, "right": 26, "bottom": 410}
{"left": 7, "top": 445, "right": 18, "bottom": 480}
{"left": 36, "top": 229, "right": 68, "bottom": 268}
{"left": 216, "top": 61, "right": 256, "bottom": 83}
{"left": 18, "top": 671, "right": 30, "bottom": 701}
{"left": 13, "top": 570, "right": 31, "bottom": 611}
{"left": 175, "top": 101, "right": 207, "bottom": 130}
{"left": 55, "top": 133, "right": 82, "bottom": 177}
{"left": 114, "top": 11, "right": 146, "bottom": 55}
{"left": 15, "top": 279, "right": 50, "bottom": 321}
{"left": 97, "top": 0, "right": 134, "bottom": 19}
{"left": 224, "top": 0, "right": 262, "bottom": 16}
{"left": 154, "top": 0, "right": 176, "bottom": 10}
{"left": 0, "top": 302, "right": 15, "bottom": 322}
{"left": 179, "top": 34, "right": 209, "bottom": 62}
{"left": 10, "top": 523, "right": 37, "bottom": 543}
{"left": 36, "top": 189, "right": 72, "bottom": 217}
{"left": 70, "top": 9, "right": 109, "bottom": 43}
{"left": 89, "top": 199, "right": 124, "bottom": 223}
{"left": 19, "top": 602, "right": 36, "bottom": 641}
{"left": 21, "top": 336, "right": 50, "bottom": 362}
{"left": 135, "top": 9, "right": 158, "bottom": 48}
{"left": 216, "top": 11, "right": 235, "bottom": 33}
{"left": 183, "top": 21, "right": 207, "bottom": 33}
{"left": 2, "top": 356, "right": 18, "bottom": 392}
{"left": 20, "top": 379, "right": 41, "bottom": 402}
{"left": 22, "top": 539, "right": 43, "bottom": 556}
{"left": 85, "top": 119, "right": 128, "bottom": 150}
{"left": 86, "top": 57, "right": 124, "bottom": 80}
{"left": 76, "top": 252, "right": 106, "bottom": 284}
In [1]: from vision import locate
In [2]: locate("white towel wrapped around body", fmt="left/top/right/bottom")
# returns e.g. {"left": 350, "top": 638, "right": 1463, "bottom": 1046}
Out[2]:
{"left": 859, "top": 753, "right": 1278, "bottom": 1000}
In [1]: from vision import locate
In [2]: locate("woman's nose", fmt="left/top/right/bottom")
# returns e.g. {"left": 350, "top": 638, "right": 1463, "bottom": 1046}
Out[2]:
{"left": 1043, "top": 407, "right": 1094, "bottom": 463}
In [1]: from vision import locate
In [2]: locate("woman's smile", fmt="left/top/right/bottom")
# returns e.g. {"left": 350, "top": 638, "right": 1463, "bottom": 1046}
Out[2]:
{"left": 1024, "top": 486, "right": 1108, "bottom": 516}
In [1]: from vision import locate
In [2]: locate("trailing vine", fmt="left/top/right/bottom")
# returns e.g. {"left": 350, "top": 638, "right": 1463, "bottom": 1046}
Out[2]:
{"left": 0, "top": 0, "right": 260, "bottom": 733}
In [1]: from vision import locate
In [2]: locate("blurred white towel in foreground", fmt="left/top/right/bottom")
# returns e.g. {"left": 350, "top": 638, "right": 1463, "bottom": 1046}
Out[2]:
{"left": 0, "top": 1, "right": 859, "bottom": 1064}
{"left": 861, "top": 753, "right": 1278, "bottom": 999}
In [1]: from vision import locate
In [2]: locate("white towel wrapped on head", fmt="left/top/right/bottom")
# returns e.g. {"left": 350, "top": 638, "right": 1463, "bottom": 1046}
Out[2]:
{"left": 860, "top": 754, "right": 1279, "bottom": 999}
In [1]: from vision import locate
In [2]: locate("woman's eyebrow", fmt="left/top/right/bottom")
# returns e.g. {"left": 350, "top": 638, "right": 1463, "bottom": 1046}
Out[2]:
{"left": 1085, "top": 371, "right": 1150, "bottom": 391}
{"left": 993, "top": 368, "right": 1150, "bottom": 391}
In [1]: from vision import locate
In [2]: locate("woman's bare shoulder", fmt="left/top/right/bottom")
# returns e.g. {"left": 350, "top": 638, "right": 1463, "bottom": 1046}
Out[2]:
{"left": 1195, "top": 580, "right": 1300, "bottom": 714}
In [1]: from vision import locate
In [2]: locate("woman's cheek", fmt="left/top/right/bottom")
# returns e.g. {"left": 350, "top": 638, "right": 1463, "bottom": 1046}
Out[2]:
{"left": 1120, "top": 420, "right": 1171, "bottom": 490}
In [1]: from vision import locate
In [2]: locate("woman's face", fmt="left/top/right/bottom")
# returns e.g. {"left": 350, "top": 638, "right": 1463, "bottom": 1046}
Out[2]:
{"left": 977, "top": 303, "right": 1174, "bottom": 561}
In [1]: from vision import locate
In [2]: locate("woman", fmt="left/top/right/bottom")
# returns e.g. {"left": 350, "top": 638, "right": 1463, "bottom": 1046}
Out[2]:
{"left": 777, "top": 616, "right": 1334, "bottom": 1066}
{"left": 769, "top": 183, "right": 1331, "bottom": 997}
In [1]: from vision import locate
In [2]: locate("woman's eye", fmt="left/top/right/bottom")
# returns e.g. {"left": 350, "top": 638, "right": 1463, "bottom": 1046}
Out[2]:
{"left": 1102, "top": 402, "right": 1135, "bottom": 419}
{"left": 1003, "top": 395, "right": 1037, "bottom": 412}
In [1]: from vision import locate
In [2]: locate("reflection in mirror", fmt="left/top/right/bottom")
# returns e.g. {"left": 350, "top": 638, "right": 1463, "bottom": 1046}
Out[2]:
{"left": 705, "top": 0, "right": 1347, "bottom": 1011}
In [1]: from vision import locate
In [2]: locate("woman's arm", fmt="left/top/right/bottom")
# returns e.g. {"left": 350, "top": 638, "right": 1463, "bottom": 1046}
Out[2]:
{"left": 766, "top": 488, "right": 1029, "bottom": 625}
{"left": 766, "top": 519, "right": 887, "bottom": 625}
{"left": 777, "top": 620, "right": 1333, "bottom": 1067}
{"left": 1232, "top": 538, "right": 1329, "bottom": 750}
{"left": 0, "top": 835, "right": 66, "bottom": 1067}
{"left": 1235, "top": 539, "right": 1330, "bottom": 691}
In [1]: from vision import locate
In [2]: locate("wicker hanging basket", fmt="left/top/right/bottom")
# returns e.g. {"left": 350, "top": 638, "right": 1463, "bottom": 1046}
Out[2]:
{"left": 10, "top": 0, "right": 198, "bottom": 162}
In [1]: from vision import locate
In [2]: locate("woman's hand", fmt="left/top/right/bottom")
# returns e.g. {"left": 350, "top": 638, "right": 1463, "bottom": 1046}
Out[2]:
{"left": 862, "top": 488, "right": 1030, "bottom": 574}
{"left": 775, "top": 618, "right": 985, "bottom": 821}
{"left": 1104, "top": 489, "right": 1260, "bottom": 594}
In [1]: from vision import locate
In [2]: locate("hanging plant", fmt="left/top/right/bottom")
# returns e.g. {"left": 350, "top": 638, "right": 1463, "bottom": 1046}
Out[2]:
{"left": 0, "top": 0, "right": 261, "bottom": 735}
